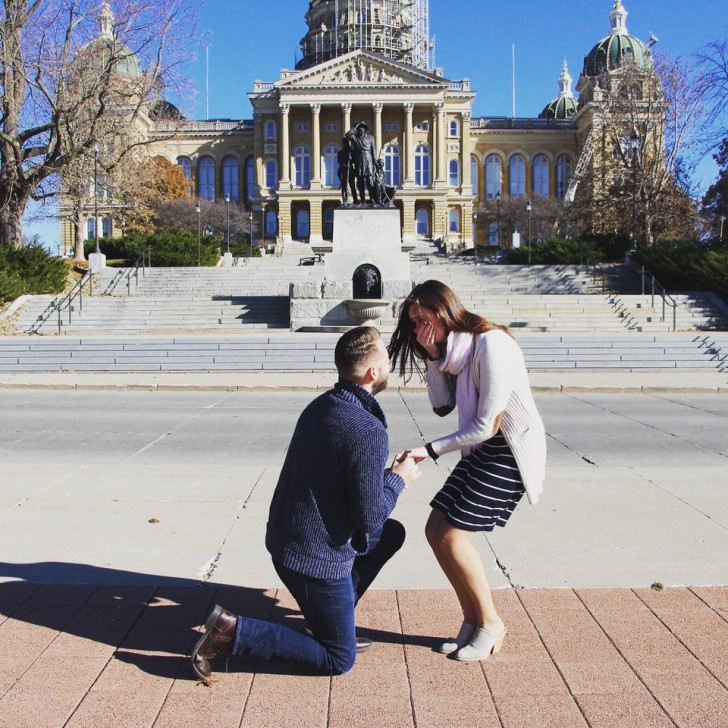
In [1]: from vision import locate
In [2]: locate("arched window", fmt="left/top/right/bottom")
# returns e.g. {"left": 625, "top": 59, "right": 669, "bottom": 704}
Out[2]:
{"left": 86, "top": 218, "right": 96, "bottom": 240}
{"left": 449, "top": 120, "right": 458, "bottom": 137}
{"left": 102, "top": 216, "right": 112, "bottom": 238}
{"left": 177, "top": 157, "right": 192, "bottom": 179}
{"left": 470, "top": 155, "right": 479, "bottom": 197}
{"left": 265, "top": 159, "right": 277, "bottom": 189}
{"left": 294, "top": 146, "right": 311, "bottom": 188}
{"left": 556, "top": 155, "right": 572, "bottom": 199}
{"left": 533, "top": 155, "right": 549, "bottom": 197}
{"left": 198, "top": 156, "right": 215, "bottom": 200}
{"left": 296, "top": 208, "right": 310, "bottom": 238}
{"left": 324, "top": 208, "right": 334, "bottom": 238}
{"left": 245, "top": 157, "right": 254, "bottom": 201}
{"left": 176, "top": 157, "right": 192, "bottom": 196}
{"left": 222, "top": 156, "right": 239, "bottom": 201}
{"left": 509, "top": 155, "right": 526, "bottom": 197}
{"left": 448, "top": 209, "right": 459, "bottom": 233}
{"left": 448, "top": 159, "right": 459, "bottom": 187}
{"left": 486, "top": 155, "right": 502, "bottom": 198}
{"left": 265, "top": 209, "right": 277, "bottom": 236}
{"left": 414, "top": 144, "right": 430, "bottom": 186}
{"left": 324, "top": 145, "right": 339, "bottom": 187}
{"left": 415, "top": 208, "right": 429, "bottom": 236}
{"left": 264, "top": 120, "right": 277, "bottom": 140}
{"left": 383, "top": 144, "right": 400, "bottom": 186}
{"left": 488, "top": 221, "right": 498, "bottom": 244}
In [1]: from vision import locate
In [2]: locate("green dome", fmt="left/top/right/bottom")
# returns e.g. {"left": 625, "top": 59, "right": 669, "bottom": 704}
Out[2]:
{"left": 583, "top": 32, "right": 651, "bottom": 76}
{"left": 80, "top": 37, "right": 143, "bottom": 79}
{"left": 540, "top": 61, "right": 577, "bottom": 120}
{"left": 539, "top": 95, "right": 577, "bottom": 120}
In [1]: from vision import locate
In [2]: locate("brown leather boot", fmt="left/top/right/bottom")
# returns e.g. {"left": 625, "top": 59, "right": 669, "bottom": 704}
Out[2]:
{"left": 190, "top": 604, "right": 237, "bottom": 680}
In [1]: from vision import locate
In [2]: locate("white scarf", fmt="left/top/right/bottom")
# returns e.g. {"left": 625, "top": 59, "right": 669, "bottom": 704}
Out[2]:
{"left": 440, "top": 331, "right": 478, "bottom": 455}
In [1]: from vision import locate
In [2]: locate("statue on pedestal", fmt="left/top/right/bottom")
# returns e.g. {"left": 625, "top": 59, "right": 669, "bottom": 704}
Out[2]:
{"left": 344, "top": 121, "right": 377, "bottom": 205}
{"left": 337, "top": 138, "right": 358, "bottom": 206}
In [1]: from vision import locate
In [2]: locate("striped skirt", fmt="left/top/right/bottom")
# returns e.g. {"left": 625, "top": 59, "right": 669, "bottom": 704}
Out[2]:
{"left": 430, "top": 433, "right": 525, "bottom": 532}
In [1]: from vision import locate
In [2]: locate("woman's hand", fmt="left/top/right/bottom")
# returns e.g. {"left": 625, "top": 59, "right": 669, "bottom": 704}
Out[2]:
{"left": 400, "top": 446, "right": 429, "bottom": 463}
{"left": 415, "top": 320, "right": 440, "bottom": 359}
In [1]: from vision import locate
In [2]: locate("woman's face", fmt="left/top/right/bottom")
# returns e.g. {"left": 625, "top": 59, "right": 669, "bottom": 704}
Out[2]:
{"left": 408, "top": 302, "right": 447, "bottom": 346}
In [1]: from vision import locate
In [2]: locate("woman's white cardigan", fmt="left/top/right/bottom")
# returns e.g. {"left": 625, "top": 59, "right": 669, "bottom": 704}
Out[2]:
{"left": 425, "top": 329, "right": 547, "bottom": 505}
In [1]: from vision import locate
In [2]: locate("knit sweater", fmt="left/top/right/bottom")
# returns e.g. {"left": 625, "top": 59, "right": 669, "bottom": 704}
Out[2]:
{"left": 265, "top": 379, "right": 406, "bottom": 580}
{"left": 425, "top": 329, "right": 547, "bottom": 504}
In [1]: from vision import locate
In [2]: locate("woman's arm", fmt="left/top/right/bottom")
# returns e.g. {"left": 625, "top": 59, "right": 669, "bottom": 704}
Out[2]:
{"left": 429, "top": 332, "right": 516, "bottom": 456}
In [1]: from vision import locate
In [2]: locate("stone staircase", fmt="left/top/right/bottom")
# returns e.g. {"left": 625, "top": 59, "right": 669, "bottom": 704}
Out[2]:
{"left": 5, "top": 255, "right": 728, "bottom": 337}
{"left": 0, "top": 332, "right": 726, "bottom": 373}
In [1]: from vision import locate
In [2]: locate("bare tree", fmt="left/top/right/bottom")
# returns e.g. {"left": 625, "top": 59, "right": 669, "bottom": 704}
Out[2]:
{"left": 696, "top": 38, "right": 728, "bottom": 149}
{"left": 576, "top": 52, "right": 706, "bottom": 244}
{"left": 0, "top": 0, "right": 196, "bottom": 250}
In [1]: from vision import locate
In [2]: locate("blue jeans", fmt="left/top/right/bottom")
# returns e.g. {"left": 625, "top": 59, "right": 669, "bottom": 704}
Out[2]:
{"left": 232, "top": 518, "right": 405, "bottom": 674}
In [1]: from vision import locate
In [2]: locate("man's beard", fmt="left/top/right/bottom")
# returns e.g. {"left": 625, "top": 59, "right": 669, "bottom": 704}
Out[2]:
{"left": 371, "top": 374, "right": 388, "bottom": 395}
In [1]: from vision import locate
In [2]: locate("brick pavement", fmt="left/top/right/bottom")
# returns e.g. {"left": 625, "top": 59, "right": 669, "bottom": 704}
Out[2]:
{"left": 1, "top": 582, "right": 727, "bottom": 727}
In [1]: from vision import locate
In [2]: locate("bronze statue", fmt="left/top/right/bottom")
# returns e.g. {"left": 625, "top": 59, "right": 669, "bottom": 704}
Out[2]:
{"left": 336, "top": 138, "right": 358, "bottom": 206}
{"left": 344, "top": 121, "right": 377, "bottom": 205}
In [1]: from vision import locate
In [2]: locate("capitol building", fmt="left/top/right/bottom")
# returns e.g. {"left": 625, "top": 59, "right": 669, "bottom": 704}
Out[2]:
{"left": 61, "top": 0, "right": 660, "bottom": 255}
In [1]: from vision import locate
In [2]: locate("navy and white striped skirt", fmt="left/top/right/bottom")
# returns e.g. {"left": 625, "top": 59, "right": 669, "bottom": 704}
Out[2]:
{"left": 430, "top": 433, "right": 525, "bottom": 532}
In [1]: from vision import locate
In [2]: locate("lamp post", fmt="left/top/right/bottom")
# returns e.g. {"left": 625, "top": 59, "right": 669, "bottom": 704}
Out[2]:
{"left": 496, "top": 190, "right": 501, "bottom": 247}
{"left": 195, "top": 201, "right": 201, "bottom": 266}
{"left": 629, "top": 130, "right": 640, "bottom": 246}
{"left": 526, "top": 198, "right": 532, "bottom": 266}
{"left": 93, "top": 142, "right": 101, "bottom": 254}
{"left": 472, "top": 209, "right": 478, "bottom": 248}
{"left": 225, "top": 194, "right": 231, "bottom": 254}
{"left": 720, "top": 215, "right": 726, "bottom": 244}
{"left": 248, "top": 210, "right": 253, "bottom": 261}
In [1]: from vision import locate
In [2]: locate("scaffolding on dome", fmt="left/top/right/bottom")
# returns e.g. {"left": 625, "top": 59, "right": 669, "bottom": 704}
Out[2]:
{"left": 296, "top": 0, "right": 432, "bottom": 71}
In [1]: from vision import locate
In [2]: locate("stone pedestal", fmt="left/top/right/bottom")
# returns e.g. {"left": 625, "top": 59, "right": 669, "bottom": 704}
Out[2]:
{"left": 88, "top": 252, "right": 106, "bottom": 273}
{"left": 290, "top": 207, "right": 412, "bottom": 331}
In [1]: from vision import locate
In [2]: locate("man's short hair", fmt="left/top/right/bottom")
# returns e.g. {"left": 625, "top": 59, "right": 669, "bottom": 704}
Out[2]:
{"left": 335, "top": 326, "right": 381, "bottom": 379}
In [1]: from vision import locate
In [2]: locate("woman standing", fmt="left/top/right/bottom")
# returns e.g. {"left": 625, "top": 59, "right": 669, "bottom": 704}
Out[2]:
{"left": 389, "top": 280, "right": 546, "bottom": 661}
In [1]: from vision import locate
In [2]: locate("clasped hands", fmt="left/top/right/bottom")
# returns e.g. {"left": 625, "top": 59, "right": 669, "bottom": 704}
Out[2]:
{"left": 390, "top": 447, "right": 430, "bottom": 487}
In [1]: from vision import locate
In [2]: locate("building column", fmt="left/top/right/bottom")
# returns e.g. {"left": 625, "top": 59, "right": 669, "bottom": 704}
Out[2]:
{"left": 401, "top": 197, "right": 417, "bottom": 247}
{"left": 277, "top": 199, "right": 292, "bottom": 247}
{"left": 311, "top": 103, "right": 322, "bottom": 189}
{"left": 280, "top": 104, "right": 291, "bottom": 185}
{"left": 461, "top": 111, "right": 473, "bottom": 196}
{"left": 435, "top": 103, "right": 446, "bottom": 186}
{"left": 373, "top": 102, "right": 383, "bottom": 155}
{"left": 309, "top": 198, "right": 323, "bottom": 246}
{"left": 403, "top": 102, "right": 414, "bottom": 187}
{"left": 341, "top": 103, "right": 352, "bottom": 136}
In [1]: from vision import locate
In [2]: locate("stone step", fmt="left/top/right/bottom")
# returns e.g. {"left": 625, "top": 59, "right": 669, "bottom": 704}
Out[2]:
{"left": 0, "top": 333, "right": 725, "bottom": 373}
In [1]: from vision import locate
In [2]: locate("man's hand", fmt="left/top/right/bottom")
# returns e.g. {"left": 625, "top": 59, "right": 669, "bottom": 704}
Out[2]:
{"left": 391, "top": 452, "right": 421, "bottom": 486}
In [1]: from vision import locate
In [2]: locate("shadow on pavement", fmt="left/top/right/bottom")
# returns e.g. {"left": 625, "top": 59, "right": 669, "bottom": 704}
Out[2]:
{"left": 0, "top": 561, "right": 436, "bottom": 680}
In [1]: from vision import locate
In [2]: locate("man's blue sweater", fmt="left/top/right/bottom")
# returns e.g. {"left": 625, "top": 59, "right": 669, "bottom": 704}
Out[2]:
{"left": 266, "top": 380, "right": 406, "bottom": 580}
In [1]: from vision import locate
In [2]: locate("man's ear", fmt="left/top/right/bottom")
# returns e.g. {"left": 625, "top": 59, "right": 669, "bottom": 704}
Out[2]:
{"left": 359, "top": 362, "right": 377, "bottom": 388}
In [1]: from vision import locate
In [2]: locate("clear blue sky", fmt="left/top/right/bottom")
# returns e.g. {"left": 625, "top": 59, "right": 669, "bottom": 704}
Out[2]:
{"left": 26, "top": 0, "right": 727, "bottom": 249}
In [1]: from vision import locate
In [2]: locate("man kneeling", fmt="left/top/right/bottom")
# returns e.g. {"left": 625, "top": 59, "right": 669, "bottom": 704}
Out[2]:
{"left": 191, "top": 327, "right": 420, "bottom": 677}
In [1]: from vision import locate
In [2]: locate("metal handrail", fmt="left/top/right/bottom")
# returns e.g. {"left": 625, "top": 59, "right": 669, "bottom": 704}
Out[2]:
{"left": 124, "top": 247, "right": 152, "bottom": 295}
{"left": 584, "top": 258, "right": 607, "bottom": 293}
{"left": 56, "top": 271, "right": 93, "bottom": 334}
{"left": 640, "top": 266, "right": 677, "bottom": 331}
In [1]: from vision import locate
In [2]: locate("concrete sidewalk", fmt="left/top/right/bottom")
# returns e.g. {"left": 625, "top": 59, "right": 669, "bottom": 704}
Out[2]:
{"left": 1, "top": 380, "right": 727, "bottom": 726}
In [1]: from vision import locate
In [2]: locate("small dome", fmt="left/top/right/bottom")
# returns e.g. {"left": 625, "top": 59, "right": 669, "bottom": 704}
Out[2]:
{"left": 540, "top": 95, "right": 577, "bottom": 120}
{"left": 583, "top": 1, "right": 652, "bottom": 77}
{"left": 539, "top": 60, "right": 577, "bottom": 120}
{"left": 149, "top": 99, "right": 184, "bottom": 121}
{"left": 77, "top": 1, "right": 142, "bottom": 80}
{"left": 80, "top": 37, "right": 143, "bottom": 79}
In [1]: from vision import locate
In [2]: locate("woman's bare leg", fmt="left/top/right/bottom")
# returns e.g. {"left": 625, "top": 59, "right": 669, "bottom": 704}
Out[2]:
{"left": 426, "top": 509, "right": 476, "bottom": 623}
{"left": 426, "top": 509, "right": 503, "bottom": 634}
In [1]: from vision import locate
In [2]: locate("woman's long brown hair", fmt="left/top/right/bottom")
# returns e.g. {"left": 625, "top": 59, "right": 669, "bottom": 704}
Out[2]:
{"left": 388, "top": 280, "right": 510, "bottom": 380}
